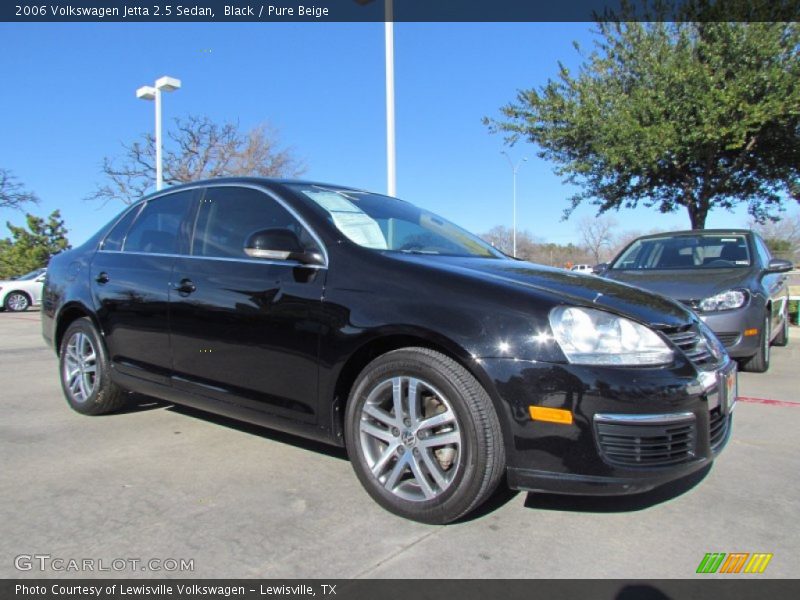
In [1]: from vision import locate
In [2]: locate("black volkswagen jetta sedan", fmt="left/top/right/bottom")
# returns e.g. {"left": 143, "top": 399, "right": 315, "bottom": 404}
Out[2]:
{"left": 43, "top": 178, "right": 735, "bottom": 524}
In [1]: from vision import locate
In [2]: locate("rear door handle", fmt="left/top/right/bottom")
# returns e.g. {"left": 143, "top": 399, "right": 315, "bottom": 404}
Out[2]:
{"left": 95, "top": 272, "right": 110, "bottom": 284}
{"left": 173, "top": 278, "right": 196, "bottom": 295}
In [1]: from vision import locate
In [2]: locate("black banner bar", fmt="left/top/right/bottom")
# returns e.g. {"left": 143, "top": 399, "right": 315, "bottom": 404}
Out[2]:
{"left": 5, "top": 580, "right": 800, "bottom": 600}
{"left": 4, "top": 0, "right": 800, "bottom": 23}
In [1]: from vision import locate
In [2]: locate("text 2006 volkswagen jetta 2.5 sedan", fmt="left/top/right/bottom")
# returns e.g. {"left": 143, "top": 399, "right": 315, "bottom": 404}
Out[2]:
{"left": 43, "top": 179, "right": 736, "bottom": 524}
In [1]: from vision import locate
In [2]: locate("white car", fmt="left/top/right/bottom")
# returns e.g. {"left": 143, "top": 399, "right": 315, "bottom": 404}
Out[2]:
{"left": 0, "top": 268, "right": 46, "bottom": 312}
{"left": 570, "top": 264, "right": 596, "bottom": 275}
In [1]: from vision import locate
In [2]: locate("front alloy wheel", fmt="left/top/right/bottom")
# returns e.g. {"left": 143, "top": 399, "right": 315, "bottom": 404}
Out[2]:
{"left": 345, "top": 347, "right": 505, "bottom": 524}
{"left": 359, "top": 376, "right": 462, "bottom": 502}
{"left": 4, "top": 292, "right": 30, "bottom": 312}
{"left": 741, "top": 315, "right": 771, "bottom": 373}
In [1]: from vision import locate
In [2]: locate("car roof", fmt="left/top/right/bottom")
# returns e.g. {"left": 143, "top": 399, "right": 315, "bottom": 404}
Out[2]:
{"left": 636, "top": 229, "right": 753, "bottom": 240}
{"left": 144, "top": 177, "right": 369, "bottom": 198}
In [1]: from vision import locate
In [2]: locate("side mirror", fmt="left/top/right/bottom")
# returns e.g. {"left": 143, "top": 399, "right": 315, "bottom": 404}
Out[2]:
{"left": 244, "top": 229, "right": 324, "bottom": 266}
{"left": 765, "top": 258, "right": 793, "bottom": 274}
{"left": 594, "top": 263, "right": 609, "bottom": 274}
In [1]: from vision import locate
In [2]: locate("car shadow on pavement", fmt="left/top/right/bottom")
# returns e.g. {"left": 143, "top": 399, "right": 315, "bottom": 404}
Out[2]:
{"left": 113, "top": 393, "right": 172, "bottom": 414}
{"left": 454, "top": 481, "right": 522, "bottom": 523}
{"left": 164, "top": 402, "right": 350, "bottom": 461}
{"left": 522, "top": 465, "right": 712, "bottom": 513}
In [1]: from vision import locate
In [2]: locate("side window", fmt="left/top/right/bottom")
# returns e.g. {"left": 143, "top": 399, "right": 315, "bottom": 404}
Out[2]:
{"left": 124, "top": 191, "right": 194, "bottom": 254}
{"left": 754, "top": 236, "right": 772, "bottom": 267}
{"left": 192, "top": 187, "right": 318, "bottom": 259}
{"left": 101, "top": 205, "right": 142, "bottom": 251}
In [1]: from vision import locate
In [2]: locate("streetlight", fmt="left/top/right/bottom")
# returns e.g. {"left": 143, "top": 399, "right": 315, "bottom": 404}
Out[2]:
{"left": 501, "top": 151, "right": 527, "bottom": 257}
{"left": 354, "top": 0, "right": 396, "bottom": 196}
{"left": 384, "top": 0, "right": 396, "bottom": 197}
{"left": 136, "top": 75, "right": 181, "bottom": 191}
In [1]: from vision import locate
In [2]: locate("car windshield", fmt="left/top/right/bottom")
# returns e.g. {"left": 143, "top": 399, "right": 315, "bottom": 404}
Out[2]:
{"left": 611, "top": 234, "right": 751, "bottom": 270}
{"left": 14, "top": 268, "right": 46, "bottom": 281}
{"left": 289, "top": 185, "right": 504, "bottom": 258}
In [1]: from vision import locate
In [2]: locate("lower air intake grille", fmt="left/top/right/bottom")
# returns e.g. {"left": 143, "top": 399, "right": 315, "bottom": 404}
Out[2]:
{"left": 714, "top": 333, "right": 740, "bottom": 348}
{"left": 709, "top": 407, "right": 731, "bottom": 452}
{"left": 595, "top": 418, "right": 696, "bottom": 467}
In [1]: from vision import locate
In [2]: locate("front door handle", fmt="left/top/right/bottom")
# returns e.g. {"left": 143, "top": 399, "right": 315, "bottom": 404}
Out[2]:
{"left": 173, "top": 278, "right": 196, "bottom": 295}
{"left": 95, "top": 272, "right": 110, "bottom": 284}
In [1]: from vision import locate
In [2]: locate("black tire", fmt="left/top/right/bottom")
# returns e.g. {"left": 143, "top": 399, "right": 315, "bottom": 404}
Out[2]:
{"left": 4, "top": 291, "right": 31, "bottom": 312}
{"left": 773, "top": 304, "right": 789, "bottom": 347}
{"left": 58, "top": 317, "right": 127, "bottom": 415}
{"left": 741, "top": 315, "right": 771, "bottom": 373}
{"left": 344, "top": 347, "right": 505, "bottom": 524}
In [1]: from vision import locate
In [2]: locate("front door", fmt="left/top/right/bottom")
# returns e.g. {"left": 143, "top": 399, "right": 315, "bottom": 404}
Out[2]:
{"left": 168, "top": 185, "right": 327, "bottom": 424}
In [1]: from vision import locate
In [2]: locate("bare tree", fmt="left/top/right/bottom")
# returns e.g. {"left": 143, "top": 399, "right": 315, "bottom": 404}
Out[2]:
{"left": 750, "top": 213, "right": 800, "bottom": 260}
{"left": 577, "top": 216, "right": 617, "bottom": 264}
{"left": 481, "top": 225, "right": 541, "bottom": 259}
{"left": 88, "top": 115, "right": 306, "bottom": 205}
{"left": 0, "top": 169, "right": 38, "bottom": 210}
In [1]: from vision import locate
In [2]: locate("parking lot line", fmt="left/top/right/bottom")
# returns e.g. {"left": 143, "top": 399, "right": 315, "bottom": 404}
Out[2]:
{"left": 737, "top": 396, "right": 800, "bottom": 408}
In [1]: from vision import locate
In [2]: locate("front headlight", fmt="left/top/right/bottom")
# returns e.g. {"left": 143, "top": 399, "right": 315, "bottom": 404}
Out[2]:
{"left": 698, "top": 289, "right": 747, "bottom": 312}
{"left": 549, "top": 306, "right": 674, "bottom": 366}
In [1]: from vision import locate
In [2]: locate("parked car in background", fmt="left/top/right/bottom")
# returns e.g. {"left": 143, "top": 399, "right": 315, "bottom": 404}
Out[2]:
{"left": 597, "top": 229, "right": 792, "bottom": 373}
{"left": 570, "top": 264, "right": 595, "bottom": 274}
{"left": 0, "top": 268, "right": 47, "bottom": 312}
{"left": 43, "top": 179, "right": 735, "bottom": 523}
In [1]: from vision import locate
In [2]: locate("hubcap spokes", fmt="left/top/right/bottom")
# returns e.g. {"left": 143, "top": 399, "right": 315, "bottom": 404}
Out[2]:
{"left": 359, "top": 376, "right": 461, "bottom": 502}
{"left": 8, "top": 294, "right": 27, "bottom": 311}
{"left": 63, "top": 332, "right": 98, "bottom": 403}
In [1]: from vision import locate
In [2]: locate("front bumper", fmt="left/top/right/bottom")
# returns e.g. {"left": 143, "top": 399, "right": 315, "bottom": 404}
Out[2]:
{"left": 480, "top": 357, "right": 735, "bottom": 495}
{"left": 698, "top": 304, "right": 763, "bottom": 359}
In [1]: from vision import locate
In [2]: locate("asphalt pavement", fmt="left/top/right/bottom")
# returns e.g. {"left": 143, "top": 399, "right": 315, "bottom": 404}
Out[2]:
{"left": 1, "top": 310, "right": 798, "bottom": 579}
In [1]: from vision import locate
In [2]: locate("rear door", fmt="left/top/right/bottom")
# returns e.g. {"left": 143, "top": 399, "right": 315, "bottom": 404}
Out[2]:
{"left": 168, "top": 184, "right": 327, "bottom": 423}
{"left": 91, "top": 190, "right": 196, "bottom": 385}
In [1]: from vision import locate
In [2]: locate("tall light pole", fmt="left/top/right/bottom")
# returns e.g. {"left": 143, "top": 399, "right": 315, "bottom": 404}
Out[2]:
{"left": 501, "top": 151, "right": 527, "bottom": 257}
{"left": 384, "top": 0, "right": 396, "bottom": 196}
{"left": 136, "top": 76, "right": 181, "bottom": 191}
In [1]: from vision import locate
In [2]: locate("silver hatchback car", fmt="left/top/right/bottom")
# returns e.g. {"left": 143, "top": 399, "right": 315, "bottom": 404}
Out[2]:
{"left": 597, "top": 229, "right": 793, "bottom": 373}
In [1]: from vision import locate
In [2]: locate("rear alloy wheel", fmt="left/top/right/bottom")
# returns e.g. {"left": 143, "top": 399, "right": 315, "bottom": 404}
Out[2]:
{"left": 773, "top": 304, "right": 789, "bottom": 347}
{"left": 4, "top": 292, "right": 30, "bottom": 312}
{"left": 344, "top": 347, "right": 505, "bottom": 524}
{"left": 741, "top": 315, "right": 771, "bottom": 373}
{"left": 59, "top": 317, "right": 127, "bottom": 415}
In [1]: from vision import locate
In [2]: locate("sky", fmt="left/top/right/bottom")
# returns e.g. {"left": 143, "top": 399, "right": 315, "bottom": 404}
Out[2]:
{"left": 0, "top": 21, "right": 785, "bottom": 247}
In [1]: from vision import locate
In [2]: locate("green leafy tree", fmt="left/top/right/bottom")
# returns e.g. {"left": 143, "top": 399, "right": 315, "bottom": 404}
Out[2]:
{"left": 486, "top": 3, "right": 800, "bottom": 229}
{"left": 0, "top": 211, "right": 70, "bottom": 278}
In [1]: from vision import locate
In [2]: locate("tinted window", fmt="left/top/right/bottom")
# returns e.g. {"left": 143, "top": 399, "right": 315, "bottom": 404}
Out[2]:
{"left": 124, "top": 191, "right": 194, "bottom": 254}
{"left": 101, "top": 205, "right": 142, "bottom": 251}
{"left": 611, "top": 234, "right": 751, "bottom": 270}
{"left": 192, "top": 186, "right": 317, "bottom": 258}
{"left": 15, "top": 268, "right": 46, "bottom": 281}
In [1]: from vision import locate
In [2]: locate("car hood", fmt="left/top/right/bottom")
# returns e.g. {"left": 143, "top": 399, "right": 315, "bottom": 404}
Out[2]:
{"left": 603, "top": 268, "right": 752, "bottom": 301}
{"left": 391, "top": 255, "right": 694, "bottom": 328}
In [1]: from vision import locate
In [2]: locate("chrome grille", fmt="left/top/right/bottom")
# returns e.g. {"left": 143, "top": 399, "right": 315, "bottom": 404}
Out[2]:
{"left": 663, "top": 326, "right": 716, "bottom": 369}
